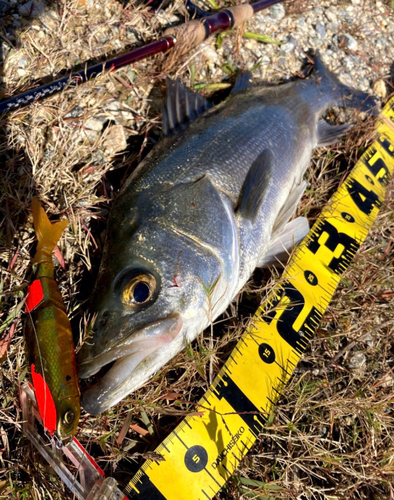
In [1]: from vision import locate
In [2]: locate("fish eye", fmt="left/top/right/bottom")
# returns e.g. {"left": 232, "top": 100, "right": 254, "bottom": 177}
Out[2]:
{"left": 121, "top": 271, "right": 157, "bottom": 306}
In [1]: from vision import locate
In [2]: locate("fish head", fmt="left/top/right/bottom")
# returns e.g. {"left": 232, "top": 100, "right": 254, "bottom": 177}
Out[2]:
{"left": 78, "top": 205, "right": 222, "bottom": 415}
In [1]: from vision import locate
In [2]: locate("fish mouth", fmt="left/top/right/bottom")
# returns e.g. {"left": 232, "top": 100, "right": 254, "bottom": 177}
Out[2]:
{"left": 78, "top": 313, "right": 183, "bottom": 415}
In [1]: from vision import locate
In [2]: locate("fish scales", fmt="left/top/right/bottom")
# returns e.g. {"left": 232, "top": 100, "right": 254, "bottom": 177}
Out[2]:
{"left": 78, "top": 55, "right": 378, "bottom": 414}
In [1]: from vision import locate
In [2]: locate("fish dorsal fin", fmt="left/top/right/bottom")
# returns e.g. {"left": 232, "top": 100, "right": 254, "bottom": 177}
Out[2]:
{"left": 162, "top": 78, "right": 212, "bottom": 136}
{"left": 237, "top": 149, "right": 274, "bottom": 222}
{"left": 317, "top": 120, "right": 352, "bottom": 147}
{"left": 231, "top": 71, "right": 253, "bottom": 94}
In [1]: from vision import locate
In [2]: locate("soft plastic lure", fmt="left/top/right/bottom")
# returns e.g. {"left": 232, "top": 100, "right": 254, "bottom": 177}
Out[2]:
{"left": 24, "top": 197, "right": 80, "bottom": 442}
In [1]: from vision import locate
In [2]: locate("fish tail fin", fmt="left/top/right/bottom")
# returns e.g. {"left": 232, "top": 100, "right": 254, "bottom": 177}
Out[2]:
{"left": 314, "top": 51, "right": 379, "bottom": 115}
{"left": 32, "top": 197, "right": 68, "bottom": 257}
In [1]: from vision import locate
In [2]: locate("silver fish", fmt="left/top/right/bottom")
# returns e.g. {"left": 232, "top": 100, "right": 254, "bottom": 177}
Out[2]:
{"left": 78, "top": 54, "right": 377, "bottom": 414}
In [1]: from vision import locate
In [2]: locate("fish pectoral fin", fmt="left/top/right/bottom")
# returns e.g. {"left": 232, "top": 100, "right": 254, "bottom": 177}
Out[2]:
{"left": 237, "top": 149, "right": 274, "bottom": 223}
{"left": 317, "top": 120, "right": 352, "bottom": 147}
{"left": 231, "top": 71, "right": 253, "bottom": 94}
{"left": 258, "top": 216, "right": 310, "bottom": 267}
{"left": 272, "top": 180, "right": 307, "bottom": 235}
{"left": 163, "top": 78, "right": 212, "bottom": 136}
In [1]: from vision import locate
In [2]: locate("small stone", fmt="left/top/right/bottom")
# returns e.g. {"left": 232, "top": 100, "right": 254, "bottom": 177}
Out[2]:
{"left": 311, "top": 37, "right": 323, "bottom": 48}
{"left": 268, "top": 3, "right": 285, "bottom": 21}
{"left": 325, "top": 10, "right": 337, "bottom": 23}
{"left": 348, "top": 352, "right": 367, "bottom": 373}
{"left": 296, "top": 16, "right": 307, "bottom": 30}
{"left": 339, "top": 33, "right": 358, "bottom": 51}
{"left": 203, "top": 46, "right": 220, "bottom": 65}
{"left": 280, "top": 42, "right": 294, "bottom": 53}
{"left": 326, "top": 22, "right": 338, "bottom": 36}
{"left": 362, "top": 333, "right": 374, "bottom": 348}
{"left": 18, "top": 56, "right": 28, "bottom": 68}
{"left": 315, "top": 22, "right": 326, "bottom": 38}
{"left": 373, "top": 79, "right": 387, "bottom": 99}
{"left": 103, "top": 125, "right": 127, "bottom": 155}
{"left": 126, "top": 28, "right": 139, "bottom": 44}
{"left": 84, "top": 117, "right": 105, "bottom": 132}
{"left": 381, "top": 374, "right": 394, "bottom": 388}
{"left": 19, "top": 0, "right": 44, "bottom": 18}
{"left": 64, "top": 106, "right": 84, "bottom": 119}
{"left": 104, "top": 100, "right": 121, "bottom": 113}
{"left": 281, "top": 35, "right": 297, "bottom": 53}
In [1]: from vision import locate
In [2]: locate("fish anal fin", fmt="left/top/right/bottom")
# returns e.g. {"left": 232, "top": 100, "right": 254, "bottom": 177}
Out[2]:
{"left": 163, "top": 78, "right": 212, "bottom": 136}
{"left": 317, "top": 120, "right": 352, "bottom": 147}
{"left": 258, "top": 216, "right": 309, "bottom": 267}
{"left": 231, "top": 71, "right": 253, "bottom": 93}
{"left": 237, "top": 149, "right": 274, "bottom": 222}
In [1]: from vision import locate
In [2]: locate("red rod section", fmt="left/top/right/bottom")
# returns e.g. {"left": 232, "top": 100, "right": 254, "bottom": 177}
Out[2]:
{"left": 0, "top": 36, "right": 175, "bottom": 114}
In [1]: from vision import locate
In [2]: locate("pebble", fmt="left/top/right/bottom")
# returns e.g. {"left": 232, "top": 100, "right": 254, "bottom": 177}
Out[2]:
{"left": 64, "top": 106, "right": 84, "bottom": 119}
{"left": 362, "top": 333, "right": 374, "bottom": 348}
{"left": 381, "top": 374, "right": 394, "bottom": 388}
{"left": 339, "top": 33, "right": 358, "bottom": 51}
{"left": 325, "top": 10, "right": 337, "bottom": 23}
{"left": 17, "top": 56, "right": 28, "bottom": 68}
{"left": 84, "top": 117, "right": 105, "bottom": 132}
{"left": 297, "top": 16, "right": 307, "bottom": 30}
{"left": 280, "top": 35, "right": 297, "bottom": 53}
{"left": 18, "top": 0, "right": 44, "bottom": 18}
{"left": 268, "top": 3, "right": 285, "bottom": 21}
{"left": 372, "top": 79, "right": 387, "bottom": 99}
{"left": 315, "top": 22, "right": 326, "bottom": 38}
{"left": 103, "top": 125, "right": 127, "bottom": 155}
{"left": 348, "top": 352, "right": 367, "bottom": 373}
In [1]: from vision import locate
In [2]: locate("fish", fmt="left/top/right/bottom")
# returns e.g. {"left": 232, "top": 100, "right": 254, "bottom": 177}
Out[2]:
{"left": 78, "top": 54, "right": 378, "bottom": 415}
{"left": 24, "top": 197, "right": 80, "bottom": 442}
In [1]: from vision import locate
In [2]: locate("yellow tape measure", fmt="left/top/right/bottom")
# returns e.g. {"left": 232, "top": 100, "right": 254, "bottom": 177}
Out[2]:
{"left": 124, "top": 97, "right": 394, "bottom": 500}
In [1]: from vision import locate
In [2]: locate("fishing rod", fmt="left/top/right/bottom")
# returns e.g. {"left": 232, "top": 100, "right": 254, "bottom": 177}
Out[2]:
{"left": 0, "top": 0, "right": 284, "bottom": 114}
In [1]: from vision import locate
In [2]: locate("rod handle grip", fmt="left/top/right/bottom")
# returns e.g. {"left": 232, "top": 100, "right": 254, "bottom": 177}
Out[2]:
{"left": 228, "top": 4, "right": 255, "bottom": 27}
{"left": 163, "top": 4, "right": 254, "bottom": 48}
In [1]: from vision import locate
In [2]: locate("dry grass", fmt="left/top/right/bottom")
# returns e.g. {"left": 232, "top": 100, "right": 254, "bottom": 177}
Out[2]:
{"left": 1, "top": 0, "right": 394, "bottom": 499}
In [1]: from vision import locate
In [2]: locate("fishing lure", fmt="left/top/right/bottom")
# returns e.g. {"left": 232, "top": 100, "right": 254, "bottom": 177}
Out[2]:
{"left": 24, "top": 197, "right": 80, "bottom": 443}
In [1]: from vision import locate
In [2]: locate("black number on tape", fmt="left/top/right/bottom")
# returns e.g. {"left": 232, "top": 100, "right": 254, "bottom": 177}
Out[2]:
{"left": 258, "top": 343, "right": 275, "bottom": 364}
{"left": 304, "top": 270, "right": 318, "bottom": 286}
{"left": 347, "top": 178, "right": 381, "bottom": 215}
{"left": 307, "top": 220, "right": 359, "bottom": 274}
{"left": 365, "top": 152, "right": 391, "bottom": 187}
{"left": 341, "top": 212, "right": 355, "bottom": 223}
{"left": 184, "top": 446, "right": 208, "bottom": 473}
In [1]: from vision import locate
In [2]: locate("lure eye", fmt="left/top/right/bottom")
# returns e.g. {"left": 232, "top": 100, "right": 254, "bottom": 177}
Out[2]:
{"left": 63, "top": 410, "right": 75, "bottom": 426}
{"left": 121, "top": 272, "right": 157, "bottom": 306}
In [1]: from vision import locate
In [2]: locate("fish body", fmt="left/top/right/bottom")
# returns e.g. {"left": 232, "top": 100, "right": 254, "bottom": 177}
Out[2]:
{"left": 79, "top": 55, "right": 377, "bottom": 414}
{"left": 24, "top": 198, "right": 80, "bottom": 441}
